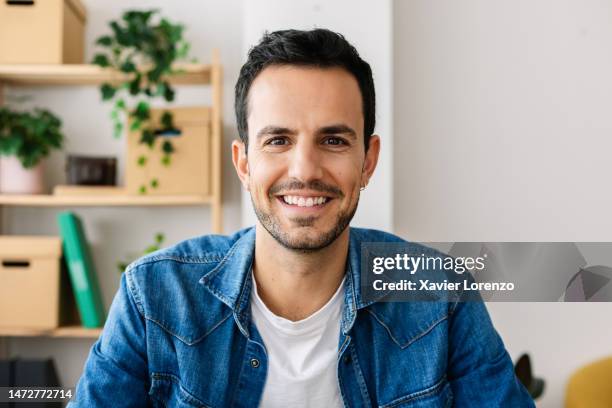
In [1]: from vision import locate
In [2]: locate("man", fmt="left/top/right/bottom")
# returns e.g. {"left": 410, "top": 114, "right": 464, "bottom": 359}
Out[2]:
{"left": 70, "top": 29, "right": 534, "bottom": 407}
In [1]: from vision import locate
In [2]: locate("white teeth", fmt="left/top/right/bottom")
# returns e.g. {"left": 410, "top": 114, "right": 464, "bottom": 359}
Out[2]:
{"left": 282, "top": 195, "right": 328, "bottom": 207}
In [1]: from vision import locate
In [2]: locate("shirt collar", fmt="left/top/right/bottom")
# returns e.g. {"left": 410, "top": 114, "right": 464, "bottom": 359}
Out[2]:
{"left": 199, "top": 226, "right": 380, "bottom": 336}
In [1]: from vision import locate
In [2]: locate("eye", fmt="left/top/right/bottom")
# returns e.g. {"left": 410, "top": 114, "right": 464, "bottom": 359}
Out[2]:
{"left": 265, "top": 136, "right": 289, "bottom": 146}
{"left": 323, "top": 137, "right": 348, "bottom": 146}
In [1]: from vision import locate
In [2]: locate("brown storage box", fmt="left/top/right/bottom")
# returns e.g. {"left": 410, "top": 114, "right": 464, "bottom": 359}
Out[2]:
{"left": 0, "top": 0, "right": 87, "bottom": 64}
{"left": 0, "top": 236, "right": 73, "bottom": 329}
{"left": 126, "top": 107, "right": 211, "bottom": 196}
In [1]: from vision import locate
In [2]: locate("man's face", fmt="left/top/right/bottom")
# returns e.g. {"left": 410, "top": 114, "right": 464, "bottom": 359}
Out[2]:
{"left": 233, "top": 65, "right": 379, "bottom": 251}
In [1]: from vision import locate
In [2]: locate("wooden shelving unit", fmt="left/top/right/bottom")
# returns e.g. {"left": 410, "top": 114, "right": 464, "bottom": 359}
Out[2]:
{"left": 0, "top": 63, "right": 212, "bottom": 86}
{"left": 0, "top": 193, "right": 213, "bottom": 207}
{"left": 0, "top": 52, "right": 224, "bottom": 348}
{"left": 0, "top": 54, "right": 223, "bottom": 232}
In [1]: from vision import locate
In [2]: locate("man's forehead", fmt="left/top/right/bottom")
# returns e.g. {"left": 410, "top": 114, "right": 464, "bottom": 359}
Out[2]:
{"left": 246, "top": 65, "right": 364, "bottom": 135}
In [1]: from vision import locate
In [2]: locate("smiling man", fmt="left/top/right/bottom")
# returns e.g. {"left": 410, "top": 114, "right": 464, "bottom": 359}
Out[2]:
{"left": 70, "top": 29, "right": 534, "bottom": 407}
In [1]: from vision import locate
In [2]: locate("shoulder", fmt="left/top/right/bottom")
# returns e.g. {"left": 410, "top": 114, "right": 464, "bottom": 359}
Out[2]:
{"left": 350, "top": 227, "right": 448, "bottom": 258}
{"left": 120, "top": 227, "right": 253, "bottom": 344}
{"left": 127, "top": 227, "right": 253, "bottom": 270}
{"left": 352, "top": 228, "right": 464, "bottom": 346}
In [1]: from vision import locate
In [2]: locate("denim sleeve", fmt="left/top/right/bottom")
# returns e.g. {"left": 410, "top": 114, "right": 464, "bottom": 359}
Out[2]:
{"left": 68, "top": 269, "right": 150, "bottom": 407}
{"left": 447, "top": 300, "right": 535, "bottom": 407}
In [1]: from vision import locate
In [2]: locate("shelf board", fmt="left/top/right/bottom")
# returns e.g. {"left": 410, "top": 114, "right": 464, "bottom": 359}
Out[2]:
{"left": 0, "top": 326, "right": 102, "bottom": 338}
{"left": 0, "top": 63, "right": 211, "bottom": 86}
{"left": 0, "top": 193, "right": 212, "bottom": 207}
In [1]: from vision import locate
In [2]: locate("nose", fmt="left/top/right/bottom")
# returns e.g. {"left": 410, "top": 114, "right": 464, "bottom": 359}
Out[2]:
{"left": 287, "top": 138, "right": 324, "bottom": 182}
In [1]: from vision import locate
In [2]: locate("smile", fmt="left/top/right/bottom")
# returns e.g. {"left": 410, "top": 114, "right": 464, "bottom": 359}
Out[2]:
{"left": 279, "top": 195, "right": 330, "bottom": 208}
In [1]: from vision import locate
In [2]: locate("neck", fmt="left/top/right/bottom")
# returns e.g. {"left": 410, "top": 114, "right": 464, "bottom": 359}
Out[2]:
{"left": 253, "top": 224, "right": 349, "bottom": 321}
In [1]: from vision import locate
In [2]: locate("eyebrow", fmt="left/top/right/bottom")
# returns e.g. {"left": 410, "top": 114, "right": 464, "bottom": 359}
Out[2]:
{"left": 317, "top": 124, "right": 357, "bottom": 139}
{"left": 255, "top": 123, "right": 357, "bottom": 140}
{"left": 256, "top": 125, "right": 297, "bottom": 140}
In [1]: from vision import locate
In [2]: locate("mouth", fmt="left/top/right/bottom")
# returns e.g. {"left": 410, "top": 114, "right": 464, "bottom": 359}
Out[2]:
{"left": 275, "top": 194, "right": 334, "bottom": 211}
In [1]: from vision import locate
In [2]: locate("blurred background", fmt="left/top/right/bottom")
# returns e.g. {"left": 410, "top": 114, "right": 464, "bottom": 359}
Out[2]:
{"left": 2, "top": 1, "right": 612, "bottom": 407}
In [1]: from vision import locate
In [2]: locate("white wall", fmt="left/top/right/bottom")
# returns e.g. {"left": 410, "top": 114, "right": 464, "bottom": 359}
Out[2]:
{"left": 3, "top": 0, "right": 244, "bottom": 388}
{"left": 241, "top": 0, "right": 393, "bottom": 231}
{"left": 393, "top": 1, "right": 612, "bottom": 407}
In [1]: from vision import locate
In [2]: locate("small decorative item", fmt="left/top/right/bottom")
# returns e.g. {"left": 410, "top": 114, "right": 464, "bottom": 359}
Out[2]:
{"left": 514, "top": 353, "right": 545, "bottom": 400}
{"left": 92, "top": 9, "right": 194, "bottom": 193}
{"left": 117, "top": 232, "right": 165, "bottom": 273}
{"left": 66, "top": 155, "right": 117, "bottom": 186}
{"left": 0, "top": 107, "right": 64, "bottom": 194}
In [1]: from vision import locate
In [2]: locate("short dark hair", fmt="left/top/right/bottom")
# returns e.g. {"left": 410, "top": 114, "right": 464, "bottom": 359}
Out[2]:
{"left": 234, "top": 28, "right": 376, "bottom": 151}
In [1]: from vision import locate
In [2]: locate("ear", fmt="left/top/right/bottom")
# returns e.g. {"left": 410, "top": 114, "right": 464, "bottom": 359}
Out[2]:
{"left": 232, "top": 139, "right": 250, "bottom": 191}
{"left": 361, "top": 134, "right": 380, "bottom": 187}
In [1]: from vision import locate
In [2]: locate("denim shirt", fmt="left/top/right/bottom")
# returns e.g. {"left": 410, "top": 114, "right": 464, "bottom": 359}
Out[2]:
{"left": 70, "top": 227, "right": 534, "bottom": 407}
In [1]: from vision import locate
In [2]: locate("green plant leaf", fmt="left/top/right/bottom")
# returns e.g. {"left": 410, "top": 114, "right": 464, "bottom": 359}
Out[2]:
{"left": 129, "top": 73, "right": 142, "bottom": 96}
{"left": 113, "top": 121, "right": 123, "bottom": 138}
{"left": 101, "top": 83, "right": 116, "bottom": 100}
{"left": 120, "top": 60, "right": 137, "bottom": 73}
{"left": 161, "top": 140, "right": 174, "bottom": 154}
{"left": 0, "top": 134, "right": 23, "bottom": 155}
{"left": 92, "top": 53, "right": 110, "bottom": 67}
{"left": 163, "top": 86, "right": 175, "bottom": 102}
{"left": 130, "top": 119, "right": 142, "bottom": 132}
{"left": 160, "top": 111, "right": 173, "bottom": 129}
{"left": 144, "top": 244, "right": 158, "bottom": 254}
{"left": 0, "top": 107, "right": 64, "bottom": 168}
{"left": 137, "top": 155, "right": 147, "bottom": 166}
{"left": 134, "top": 101, "right": 150, "bottom": 121}
{"left": 94, "top": 8, "right": 194, "bottom": 164}
{"left": 140, "top": 129, "right": 155, "bottom": 147}
{"left": 96, "top": 35, "right": 113, "bottom": 47}
{"left": 177, "top": 41, "right": 190, "bottom": 59}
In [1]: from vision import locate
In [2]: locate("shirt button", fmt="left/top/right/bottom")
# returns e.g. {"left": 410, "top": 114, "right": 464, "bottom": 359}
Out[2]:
{"left": 343, "top": 354, "right": 351, "bottom": 364}
{"left": 250, "top": 358, "right": 260, "bottom": 368}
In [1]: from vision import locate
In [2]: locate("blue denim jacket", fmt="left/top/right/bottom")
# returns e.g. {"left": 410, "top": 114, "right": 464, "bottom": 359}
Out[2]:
{"left": 70, "top": 227, "right": 534, "bottom": 407}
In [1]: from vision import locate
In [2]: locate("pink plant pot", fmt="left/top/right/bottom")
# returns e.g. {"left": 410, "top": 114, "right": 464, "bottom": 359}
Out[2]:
{"left": 0, "top": 156, "right": 45, "bottom": 194}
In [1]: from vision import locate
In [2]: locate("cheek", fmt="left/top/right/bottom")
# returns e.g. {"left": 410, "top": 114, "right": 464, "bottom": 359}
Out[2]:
{"left": 328, "top": 158, "right": 363, "bottom": 190}
{"left": 247, "top": 155, "right": 286, "bottom": 192}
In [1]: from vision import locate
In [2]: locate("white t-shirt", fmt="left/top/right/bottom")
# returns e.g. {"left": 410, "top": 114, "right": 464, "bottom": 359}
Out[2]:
{"left": 250, "top": 271, "right": 345, "bottom": 408}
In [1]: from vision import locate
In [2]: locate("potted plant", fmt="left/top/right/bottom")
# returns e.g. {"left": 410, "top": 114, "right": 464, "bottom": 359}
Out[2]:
{"left": 0, "top": 107, "right": 64, "bottom": 194}
{"left": 92, "top": 9, "right": 194, "bottom": 194}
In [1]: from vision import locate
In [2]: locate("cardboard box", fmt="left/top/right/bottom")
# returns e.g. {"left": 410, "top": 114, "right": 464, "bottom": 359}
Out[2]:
{"left": 0, "top": 236, "right": 74, "bottom": 329}
{"left": 126, "top": 107, "right": 211, "bottom": 196}
{"left": 0, "top": 0, "right": 87, "bottom": 64}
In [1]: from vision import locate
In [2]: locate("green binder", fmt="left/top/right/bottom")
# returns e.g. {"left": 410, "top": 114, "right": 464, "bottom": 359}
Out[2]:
{"left": 57, "top": 211, "right": 106, "bottom": 328}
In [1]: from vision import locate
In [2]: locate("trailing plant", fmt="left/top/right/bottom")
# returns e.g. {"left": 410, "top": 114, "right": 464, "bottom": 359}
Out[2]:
{"left": 92, "top": 9, "right": 193, "bottom": 193}
{"left": 0, "top": 107, "right": 64, "bottom": 168}
{"left": 117, "top": 232, "right": 165, "bottom": 273}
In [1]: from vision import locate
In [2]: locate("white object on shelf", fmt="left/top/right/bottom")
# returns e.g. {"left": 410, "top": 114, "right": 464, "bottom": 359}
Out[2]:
{"left": 0, "top": 156, "right": 45, "bottom": 194}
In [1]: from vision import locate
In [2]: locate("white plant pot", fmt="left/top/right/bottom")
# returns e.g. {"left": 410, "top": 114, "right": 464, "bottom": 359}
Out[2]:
{"left": 0, "top": 156, "right": 45, "bottom": 194}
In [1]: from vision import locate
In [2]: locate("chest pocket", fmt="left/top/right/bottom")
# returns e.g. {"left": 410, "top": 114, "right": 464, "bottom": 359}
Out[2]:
{"left": 379, "top": 376, "right": 453, "bottom": 408}
{"left": 149, "top": 373, "right": 211, "bottom": 408}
